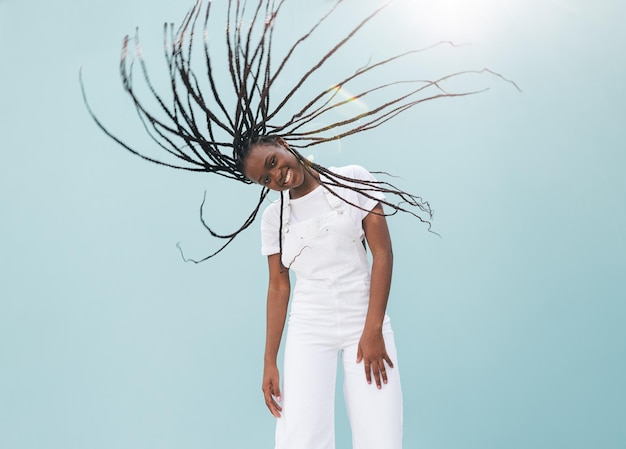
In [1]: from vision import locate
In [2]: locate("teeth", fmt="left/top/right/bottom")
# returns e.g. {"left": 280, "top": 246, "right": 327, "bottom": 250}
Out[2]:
{"left": 284, "top": 169, "right": 292, "bottom": 184}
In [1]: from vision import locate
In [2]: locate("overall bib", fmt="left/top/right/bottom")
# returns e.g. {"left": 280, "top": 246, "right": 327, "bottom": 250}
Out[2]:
{"left": 275, "top": 188, "right": 403, "bottom": 449}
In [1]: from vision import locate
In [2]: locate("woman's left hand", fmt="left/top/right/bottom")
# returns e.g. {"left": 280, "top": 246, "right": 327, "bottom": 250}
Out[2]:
{"left": 356, "top": 329, "right": 394, "bottom": 389}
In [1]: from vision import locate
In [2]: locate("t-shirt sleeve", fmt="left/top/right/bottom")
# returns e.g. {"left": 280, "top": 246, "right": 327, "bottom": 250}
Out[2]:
{"left": 260, "top": 201, "right": 281, "bottom": 256}
{"left": 341, "top": 165, "right": 386, "bottom": 221}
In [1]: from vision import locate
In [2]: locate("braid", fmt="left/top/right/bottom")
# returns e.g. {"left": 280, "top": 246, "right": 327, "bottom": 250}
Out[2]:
{"left": 81, "top": 0, "right": 519, "bottom": 261}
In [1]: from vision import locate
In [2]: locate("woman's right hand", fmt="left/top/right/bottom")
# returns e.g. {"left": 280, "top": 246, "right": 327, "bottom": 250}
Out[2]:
{"left": 262, "top": 363, "right": 283, "bottom": 418}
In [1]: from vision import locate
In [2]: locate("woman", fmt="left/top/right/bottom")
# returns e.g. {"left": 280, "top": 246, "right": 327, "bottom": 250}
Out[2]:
{"left": 82, "top": 0, "right": 512, "bottom": 447}
{"left": 240, "top": 136, "right": 401, "bottom": 448}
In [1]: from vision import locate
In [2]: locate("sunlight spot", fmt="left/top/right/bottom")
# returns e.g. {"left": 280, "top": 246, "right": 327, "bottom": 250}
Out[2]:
{"left": 400, "top": 0, "right": 510, "bottom": 41}
{"left": 328, "top": 85, "right": 369, "bottom": 119}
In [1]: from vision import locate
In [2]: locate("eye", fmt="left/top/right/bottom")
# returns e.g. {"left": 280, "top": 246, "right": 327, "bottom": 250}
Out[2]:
{"left": 270, "top": 156, "right": 276, "bottom": 167}
{"left": 263, "top": 176, "right": 270, "bottom": 185}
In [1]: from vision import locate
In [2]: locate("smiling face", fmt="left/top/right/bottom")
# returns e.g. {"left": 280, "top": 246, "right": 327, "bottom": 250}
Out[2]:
{"left": 243, "top": 141, "right": 318, "bottom": 197}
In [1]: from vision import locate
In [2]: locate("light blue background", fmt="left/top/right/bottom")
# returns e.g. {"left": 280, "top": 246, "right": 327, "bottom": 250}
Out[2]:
{"left": 1, "top": 0, "right": 624, "bottom": 448}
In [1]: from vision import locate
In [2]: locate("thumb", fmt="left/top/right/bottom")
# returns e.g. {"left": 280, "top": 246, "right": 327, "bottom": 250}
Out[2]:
{"left": 273, "top": 382, "right": 282, "bottom": 402}
{"left": 356, "top": 345, "right": 363, "bottom": 363}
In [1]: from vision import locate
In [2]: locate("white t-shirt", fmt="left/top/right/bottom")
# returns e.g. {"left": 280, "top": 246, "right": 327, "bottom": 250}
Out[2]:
{"left": 260, "top": 165, "right": 385, "bottom": 256}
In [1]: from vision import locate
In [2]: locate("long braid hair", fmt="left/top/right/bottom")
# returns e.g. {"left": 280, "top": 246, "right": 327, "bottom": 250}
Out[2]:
{"left": 81, "top": 0, "right": 519, "bottom": 262}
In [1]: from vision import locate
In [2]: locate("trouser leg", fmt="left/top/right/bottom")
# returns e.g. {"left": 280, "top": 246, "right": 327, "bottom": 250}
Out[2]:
{"left": 275, "top": 326, "right": 338, "bottom": 449}
{"left": 341, "top": 328, "right": 403, "bottom": 449}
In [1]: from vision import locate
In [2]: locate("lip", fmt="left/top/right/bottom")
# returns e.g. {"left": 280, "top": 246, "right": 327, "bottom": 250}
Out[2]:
{"left": 283, "top": 168, "right": 292, "bottom": 187}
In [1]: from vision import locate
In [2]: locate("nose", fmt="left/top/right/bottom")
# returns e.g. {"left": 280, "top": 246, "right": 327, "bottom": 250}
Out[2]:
{"left": 270, "top": 166, "right": 281, "bottom": 186}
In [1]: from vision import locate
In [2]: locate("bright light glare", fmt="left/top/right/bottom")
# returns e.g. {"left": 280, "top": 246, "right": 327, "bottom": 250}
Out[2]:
{"left": 400, "top": 0, "right": 510, "bottom": 41}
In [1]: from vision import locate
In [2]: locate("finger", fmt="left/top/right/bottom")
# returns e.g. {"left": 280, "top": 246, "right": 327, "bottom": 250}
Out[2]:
{"left": 273, "top": 383, "right": 282, "bottom": 404}
{"left": 272, "top": 396, "right": 283, "bottom": 417}
{"left": 373, "top": 362, "right": 382, "bottom": 389}
{"left": 263, "top": 385, "right": 282, "bottom": 418}
{"left": 263, "top": 390, "right": 276, "bottom": 416}
{"left": 380, "top": 362, "right": 388, "bottom": 385}
{"left": 356, "top": 346, "right": 363, "bottom": 363}
{"left": 270, "top": 401, "right": 282, "bottom": 418}
{"left": 384, "top": 352, "right": 394, "bottom": 369}
{"left": 264, "top": 391, "right": 282, "bottom": 417}
{"left": 364, "top": 361, "right": 372, "bottom": 384}
{"left": 271, "top": 382, "right": 283, "bottom": 413}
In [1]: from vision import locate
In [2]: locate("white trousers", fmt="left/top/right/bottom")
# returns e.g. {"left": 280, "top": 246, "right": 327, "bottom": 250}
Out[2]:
{"left": 275, "top": 187, "right": 403, "bottom": 449}
{"left": 275, "top": 309, "right": 403, "bottom": 449}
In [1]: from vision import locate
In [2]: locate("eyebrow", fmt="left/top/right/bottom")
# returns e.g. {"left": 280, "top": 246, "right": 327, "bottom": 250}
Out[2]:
{"left": 256, "top": 153, "right": 272, "bottom": 184}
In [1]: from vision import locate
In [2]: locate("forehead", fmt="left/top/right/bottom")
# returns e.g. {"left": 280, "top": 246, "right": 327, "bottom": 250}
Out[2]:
{"left": 243, "top": 143, "right": 276, "bottom": 179}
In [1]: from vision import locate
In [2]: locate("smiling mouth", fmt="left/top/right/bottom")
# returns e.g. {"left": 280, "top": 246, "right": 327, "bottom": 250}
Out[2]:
{"left": 283, "top": 168, "right": 292, "bottom": 185}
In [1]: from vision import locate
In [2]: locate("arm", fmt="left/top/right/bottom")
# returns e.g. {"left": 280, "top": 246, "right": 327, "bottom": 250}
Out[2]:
{"left": 357, "top": 202, "right": 394, "bottom": 389}
{"left": 262, "top": 253, "right": 291, "bottom": 418}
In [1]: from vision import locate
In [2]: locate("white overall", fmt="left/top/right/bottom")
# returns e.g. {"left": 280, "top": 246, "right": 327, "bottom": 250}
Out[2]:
{"left": 275, "top": 188, "right": 403, "bottom": 449}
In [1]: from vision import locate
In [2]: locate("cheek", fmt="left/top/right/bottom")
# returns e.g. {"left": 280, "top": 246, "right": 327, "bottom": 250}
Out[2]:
{"left": 297, "top": 164, "right": 307, "bottom": 183}
{"left": 269, "top": 182, "right": 284, "bottom": 192}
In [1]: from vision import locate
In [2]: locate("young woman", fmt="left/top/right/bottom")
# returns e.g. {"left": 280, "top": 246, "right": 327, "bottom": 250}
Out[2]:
{"left": 82, "top": 0, "right": 512, "bottom": 447}
{"left": 240, "top": 136, "right": 401, "bottom": 448}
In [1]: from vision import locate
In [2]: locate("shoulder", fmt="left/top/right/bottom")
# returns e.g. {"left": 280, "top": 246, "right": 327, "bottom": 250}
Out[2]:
{"left": 261, "top": 197, "right": 282, "bottom": 229}
{"left": 328, "top": 164, "right": 376, "bottom": 181}
{"left": 326, "top": 165, "right": 385, "bottom": 217}
{"left": 326, "top": 165, "right": 380, "bottom": 192}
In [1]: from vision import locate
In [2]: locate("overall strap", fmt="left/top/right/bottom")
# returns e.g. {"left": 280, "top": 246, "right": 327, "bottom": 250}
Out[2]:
{"left": 281, "top": 190, "right": 291, "bottom": 227}
{"left": 322, "top": 187, "right": 343, "bottom": 210}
